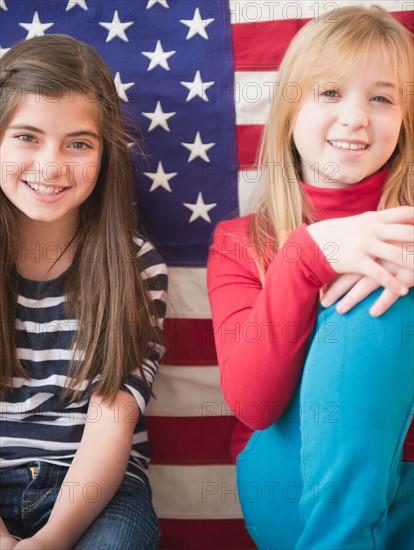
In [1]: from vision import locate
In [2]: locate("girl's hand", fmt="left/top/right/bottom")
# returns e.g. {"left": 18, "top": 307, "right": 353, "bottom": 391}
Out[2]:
{"left": 321, "top": 273, "right": 363, "bottom": 306}
{"left": 321, "top": 261, "right": 413, "bottom": 317}
{"left": 307, "top": 206, "right": 414, "bottom": 296}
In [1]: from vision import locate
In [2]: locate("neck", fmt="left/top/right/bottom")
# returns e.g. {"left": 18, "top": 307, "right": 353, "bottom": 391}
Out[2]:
{"left": 16, "top": 214, "right": 78, "bottom": 281}
{"left": 301, "top": 167, "right": 388, "bottom": 221}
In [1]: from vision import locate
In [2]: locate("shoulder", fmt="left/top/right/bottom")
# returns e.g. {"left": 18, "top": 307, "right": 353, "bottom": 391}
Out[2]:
{"left": 209, "top": 213, "right": 279, "bottom": 277}
{"left": 211, "top": 214, "right": 254, "bottom": 245}
{"left": 208, "top": 214, "right": 263, "bottom": 278}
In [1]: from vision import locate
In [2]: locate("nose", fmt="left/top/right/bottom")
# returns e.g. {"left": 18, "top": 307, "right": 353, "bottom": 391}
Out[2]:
{"left": 337, "top": 100, "right": 368, "bottom": 130}
{"left": 34, "top": 145, "right": 65, "bottom": 183}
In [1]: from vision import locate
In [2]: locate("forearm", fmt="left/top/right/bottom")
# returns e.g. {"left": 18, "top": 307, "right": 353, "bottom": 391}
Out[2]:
{"left": 29, "top": 391, "right": 138, "bottom": 550}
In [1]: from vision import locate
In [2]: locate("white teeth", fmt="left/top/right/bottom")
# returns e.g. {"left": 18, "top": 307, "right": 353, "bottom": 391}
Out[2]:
{"left": 26, "top": 182, "right": 65, "bottom": 195}
{"left": 329, "top": 141, "right": 367, "bottom": 150}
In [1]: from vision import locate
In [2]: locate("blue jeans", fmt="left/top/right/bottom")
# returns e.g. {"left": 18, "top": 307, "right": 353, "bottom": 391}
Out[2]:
{"left": 237, "top": 289, "right": 414, "bottom": 549}
{"left": 0, "top": 462, "right": 160, "bottom": 549}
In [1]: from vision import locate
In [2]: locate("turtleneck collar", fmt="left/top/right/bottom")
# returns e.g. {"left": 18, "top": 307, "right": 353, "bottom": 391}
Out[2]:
{"left": 301, "top": 167, "right": 388, "bottom": 222}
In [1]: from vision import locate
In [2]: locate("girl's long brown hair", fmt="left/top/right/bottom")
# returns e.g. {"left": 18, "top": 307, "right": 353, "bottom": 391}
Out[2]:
{"left": 0, "top": 35, "right": 161, "bottom": 402}
{"left": 252, "top": 5, "right": 414, "bottom": 281}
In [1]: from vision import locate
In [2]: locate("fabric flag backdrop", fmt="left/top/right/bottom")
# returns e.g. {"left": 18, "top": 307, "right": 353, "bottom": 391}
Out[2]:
{"left": 1, "top": 1, "right": 413, "bottom": 548}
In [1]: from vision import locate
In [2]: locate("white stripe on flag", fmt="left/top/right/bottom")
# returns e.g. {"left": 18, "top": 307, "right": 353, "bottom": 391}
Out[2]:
{"left": 166, "top": 267, "right": 210, "bottom": 319}
{"left": 238, "top": 168, "right": 266, "bottom": 217}
{"left": 235, "top": 71, "right": 277, "bottom": 126}
{"left": 148, "top": 464, "right": 244, "bottom": 520}
{"left": 146, "top": 365, "right": 231, "bottom": 418}
{"left": 229, "top": 0, "right": 404, "bottom": 24}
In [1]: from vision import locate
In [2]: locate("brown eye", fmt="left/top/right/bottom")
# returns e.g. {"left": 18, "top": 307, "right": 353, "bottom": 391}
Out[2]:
{"left": 17, "top": 134, "right": 36, "bottom": 143}
{"left": 70, "top": 141, "right": 91, "bottom": 150}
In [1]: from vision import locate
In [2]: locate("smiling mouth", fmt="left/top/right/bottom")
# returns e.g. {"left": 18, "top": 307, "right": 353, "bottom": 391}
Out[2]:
{"left": 24, "top": 180, "right": 66, "bottom": 195}
{"left": 328, "top": 141, "right": 368, "bottom": 150}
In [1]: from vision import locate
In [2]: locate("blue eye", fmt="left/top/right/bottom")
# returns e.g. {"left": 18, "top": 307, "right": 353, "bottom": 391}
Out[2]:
{"left": 321, "top": 89, "right": 340, "bottom": 102}
{"left": 321, "top": 90, "right": 338, "bottom": 97}
{"left": 371, "top": 96, "right": 391, "bottom": 103}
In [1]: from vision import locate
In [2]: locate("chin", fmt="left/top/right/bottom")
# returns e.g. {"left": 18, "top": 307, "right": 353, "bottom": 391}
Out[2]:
{"left": 334, "top": 172, "right": 371, "bottom": 186}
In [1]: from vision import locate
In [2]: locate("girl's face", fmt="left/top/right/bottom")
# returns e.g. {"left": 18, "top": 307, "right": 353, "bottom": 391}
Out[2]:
{"left": 0, "top": 92, "right": 102, "bottom": 231}
{"left": 293, "top": 51, "right": 403, "bottom": 188}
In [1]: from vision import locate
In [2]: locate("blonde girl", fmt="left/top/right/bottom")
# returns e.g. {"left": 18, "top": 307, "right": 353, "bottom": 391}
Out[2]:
{"left": 208, "top": 5, "right": 413, "bottom": 548}
{"left": 0, "top": 35, "right": 167, "bottom": 549}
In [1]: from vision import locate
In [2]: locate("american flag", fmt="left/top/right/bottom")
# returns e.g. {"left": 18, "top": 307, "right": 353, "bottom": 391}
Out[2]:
{"left": 1, "top": 1, "right": 412, "bottom": 548}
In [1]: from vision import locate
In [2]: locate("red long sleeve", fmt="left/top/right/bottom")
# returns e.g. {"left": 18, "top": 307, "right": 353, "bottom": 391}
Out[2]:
{"left": 207, "top": 219, "right": 335, "bottom": 431}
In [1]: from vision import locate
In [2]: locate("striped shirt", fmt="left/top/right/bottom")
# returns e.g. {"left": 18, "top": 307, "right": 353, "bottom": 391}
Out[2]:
{"left": 0, "top": 236, "right": 167, "bottom": 484}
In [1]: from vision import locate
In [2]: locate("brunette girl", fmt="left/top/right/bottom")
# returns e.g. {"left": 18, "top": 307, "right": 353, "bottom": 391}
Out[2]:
{"left": 0, "top": 35, "right": 167, "bottom": 549}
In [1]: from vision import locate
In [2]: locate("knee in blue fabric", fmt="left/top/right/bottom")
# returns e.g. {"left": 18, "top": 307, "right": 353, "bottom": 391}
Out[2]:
{"left": 237, "top": 290, "right": 414, "bottom": 550}
{"left": 237, "top": 396, "right": 304, "bottom": 550}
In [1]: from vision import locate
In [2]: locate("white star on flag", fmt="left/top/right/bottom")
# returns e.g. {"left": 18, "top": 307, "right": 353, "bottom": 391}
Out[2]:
{"left": 180, "top": 8, "right": 214, "bottom": 40}
{"left": 142, "top": 101, "right": 175, "bottom": 132}
{"left": 181, "top": 132, "right": 215, "bottom": 163}
{"left": 99, "top": 10, "right": 133, "bottom": 43}
{"left": 114, "top": 72, "right": 134, "bottom": 102}
{"left": 146, "top": 0, "right": 169, "bottom": 9}
{"left": 66, "top": 0, "right": 88, "bottom": 10}
{"left": 19, "top": 12, "right": 54, "bottom": 39}
{"left": 142, "top": 41, "right": 175, "bottom": 71}
{"left": 181, "top": 70, "right": 215, "bottom": 102}
{"left": 0, "top": 0, "right": 7, "bottom": 10}
{"left": 183, "top": 192, "right": 217, "bottom": 223}
{"left": 0, "top": 45, "right": 10, "bottom": 58}
{"left": 144, "top": 162, "right": 178, "bottom": 192}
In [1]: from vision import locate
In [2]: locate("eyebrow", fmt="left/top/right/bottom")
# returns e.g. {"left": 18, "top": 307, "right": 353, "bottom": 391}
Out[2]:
{"left": 8, "top": 124, "right": 100, "bottom": 140}
{"left": 374, "top": 81, "right": 397, "bottom": 88}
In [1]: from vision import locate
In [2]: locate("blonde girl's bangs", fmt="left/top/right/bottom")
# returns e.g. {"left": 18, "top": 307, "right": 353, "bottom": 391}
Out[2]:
{"left": 275, "top": 5, "right": 413, "bottom": 99}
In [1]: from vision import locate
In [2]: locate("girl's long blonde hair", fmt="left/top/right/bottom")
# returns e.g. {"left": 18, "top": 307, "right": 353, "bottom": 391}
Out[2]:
{"left": 252, "top": 5, "right": 414, "bottom": 279}
{"left": 0, "top": 35, "right": 162, "bottom": 402}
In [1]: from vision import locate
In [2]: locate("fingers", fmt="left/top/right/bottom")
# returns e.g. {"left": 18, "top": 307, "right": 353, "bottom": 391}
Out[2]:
{"left": 369, "top": 288, "right": 399, "bottom": 318}
{"left": 360, "top": 258, "right": 408, "bottom": 296}
{"left": 321, "top": 273, "right": 361, "bottom": 308}
{"left": 369, "top": 265, "right": 414, "bottom": 316}
{"left": 377, "top": 206, "right": 414, "bottom": 224}
{"left": 329, "top": 262, "right": 413, "bottom": 316}
{"left": 376, "top": 223, "right": 414, "bottom": 242}
{"left": 335, "top": 277, "right": 380, "bottom": 313}
{"left": 368, "top": 241, "right": 414, "bottom": 271}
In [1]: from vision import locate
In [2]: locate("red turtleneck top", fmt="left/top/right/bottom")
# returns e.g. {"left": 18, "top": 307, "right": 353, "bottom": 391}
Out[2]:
{"left": 207, "top": 168, "right": 413, "bottom": 462}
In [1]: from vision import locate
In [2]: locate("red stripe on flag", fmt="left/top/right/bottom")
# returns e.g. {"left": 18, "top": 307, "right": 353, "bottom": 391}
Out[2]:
{"left": 159, "top": 519, "right": 255, "bottom": 550}
{"left": 163, "top": 319, "right": 217, "bottom": 365}
{"left": 236, "top": 125, "right": 263, "bottom": 170}
{"left": 232, "top": 12, "right": 413, "bottom": 71}
{"left": 393, "top": 10, "right": 414, "bottom": 32}
{"left": 148, "top": 416, "right": 238, "bottom": 465}
{"left": 232, "top": 19, "right": 309, "bottom": 71}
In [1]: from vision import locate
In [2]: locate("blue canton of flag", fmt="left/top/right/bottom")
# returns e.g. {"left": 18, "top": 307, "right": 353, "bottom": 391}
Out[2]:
{"left": 0, "top": 0, "right": 238, "bottom": 265}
